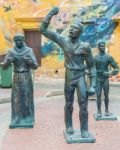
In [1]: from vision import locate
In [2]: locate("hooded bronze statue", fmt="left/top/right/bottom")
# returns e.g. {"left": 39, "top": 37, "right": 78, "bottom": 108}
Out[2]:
{"left": 3, "top": 33, "right": 38, "bottom": 128}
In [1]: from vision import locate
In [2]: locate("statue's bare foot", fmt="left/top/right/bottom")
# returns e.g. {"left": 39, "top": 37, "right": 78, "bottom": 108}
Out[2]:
{"left": 81, "top": 130, "right": 89, "bottom": 138}
{"left": 97, "top": 111, "right": 102, "bottom": 117}
{"left": 66, "top": 127, "right": 74, "bottom": 134}
{"left": 105, "top": 110, "right": 110, "bottom": 116}
{"left": 12, "top": 117, "right": 20, "bottom": 124}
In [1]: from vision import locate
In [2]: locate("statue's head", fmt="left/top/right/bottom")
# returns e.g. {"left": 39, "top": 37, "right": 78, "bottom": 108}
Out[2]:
{"left": 13, "top": 33, "right": 25, "bottom": 49}
{"left": 69, "top": 20, "right": 83, "bottom": 39}
{"left": 97, "top": 40, "right": 106, "bottom": 53}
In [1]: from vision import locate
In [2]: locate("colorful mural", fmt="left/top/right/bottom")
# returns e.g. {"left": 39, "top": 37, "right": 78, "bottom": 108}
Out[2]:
{"left": 41, "top": 0, "right": 120, "bottom": 57}
{"left": 0, "top": 0, "right": 120, "bottom": 78}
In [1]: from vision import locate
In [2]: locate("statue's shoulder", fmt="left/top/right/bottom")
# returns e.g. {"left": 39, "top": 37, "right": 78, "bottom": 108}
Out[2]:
{"left": 7, "top": 48, "right": 14, "bottom": 53}
{"left": 105, "top": 53, "right": 113, "bottom": 59}
{"left": 81, "top": 42, "right": 91, "bottom": 52}
{"left": 25, "top": 46, "right": 33, "bottom": 53}
{"left": 25, "top": 46, "right": 32, "bottom": 50}
{"left": 66, "top": 37, "right": 72, "bottom": 43}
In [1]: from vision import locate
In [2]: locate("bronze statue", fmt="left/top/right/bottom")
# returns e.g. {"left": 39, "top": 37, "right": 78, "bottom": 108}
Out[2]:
{"left": 3, "top": 33, "right": 38, "bottom": 128}
{"left": 40, "top": 7, "right": 96, "bottom": 138}
{"left": 94, "top": 40, "right": 119, "bottom": 118}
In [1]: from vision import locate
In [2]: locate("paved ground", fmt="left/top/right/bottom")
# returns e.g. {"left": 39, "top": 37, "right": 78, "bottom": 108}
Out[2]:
{"left": 0, "top": 77, "right": 120, "bottom": 150}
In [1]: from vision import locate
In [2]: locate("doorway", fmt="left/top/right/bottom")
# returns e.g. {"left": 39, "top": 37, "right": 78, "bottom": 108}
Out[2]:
{"left": 24, "top": 30, "right": 41, "bottom": 66}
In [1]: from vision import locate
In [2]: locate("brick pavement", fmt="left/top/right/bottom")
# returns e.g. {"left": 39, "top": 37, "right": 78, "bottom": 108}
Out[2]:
{"left": 1, "top": 95, "right": 120, "bottom": 150}
{"left": 0, "top": 82, "right": 54, "bottom": 104}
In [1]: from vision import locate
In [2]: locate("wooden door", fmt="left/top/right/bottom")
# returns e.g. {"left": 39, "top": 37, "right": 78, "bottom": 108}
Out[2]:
{"left": 24, "top": 30, "right": 41, "bottom": 66}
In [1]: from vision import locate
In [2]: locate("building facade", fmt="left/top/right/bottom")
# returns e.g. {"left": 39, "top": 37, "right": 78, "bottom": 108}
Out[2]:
{"left": 0, "top": 0, "right": 120, "bottom": 79}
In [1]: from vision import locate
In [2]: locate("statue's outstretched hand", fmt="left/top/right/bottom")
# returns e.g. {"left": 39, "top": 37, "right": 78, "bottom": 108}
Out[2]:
{"left": 89, "top": 86, "right": 95, "bottom": 96}
{"left": 50, "top": 7, "right": 59, "bottom": 16}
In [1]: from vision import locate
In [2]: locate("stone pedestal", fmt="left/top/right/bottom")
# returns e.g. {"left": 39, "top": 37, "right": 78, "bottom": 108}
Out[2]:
{"left": 9, "top": 123, "right": 33, "bottom": 129}
{"left": 93, "top": 113, "right": 117, "bottom": 121}
{"left": 63, "top": 130, "right": 96, "bottom": 144}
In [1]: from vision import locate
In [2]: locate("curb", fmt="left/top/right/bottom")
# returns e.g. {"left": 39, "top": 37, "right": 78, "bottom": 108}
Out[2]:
{"left": 45, "top": 90, "right": 97, "bottom": 101}
{"left": 110, "top": 83, "right": 120, "bottom": 87}
{"left": 45, "top": 90, "right": 64, "bottom": 97}
{"left": 0, "top": 98, "right": 10, "bottom": 104}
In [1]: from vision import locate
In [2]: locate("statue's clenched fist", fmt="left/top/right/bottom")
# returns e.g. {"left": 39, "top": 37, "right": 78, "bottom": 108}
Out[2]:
{"left": 50, "top": 7, "right": 59, "bottom": 16}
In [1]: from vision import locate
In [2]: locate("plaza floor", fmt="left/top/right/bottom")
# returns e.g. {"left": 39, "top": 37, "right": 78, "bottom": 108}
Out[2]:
{"left": 0, "top": 78, "right": 120, "bottom": 150}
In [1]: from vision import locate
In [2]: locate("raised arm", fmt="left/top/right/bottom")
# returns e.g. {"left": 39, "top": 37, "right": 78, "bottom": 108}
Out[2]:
{"left": 40, "top": 7, "right": 65, "bottom": 47}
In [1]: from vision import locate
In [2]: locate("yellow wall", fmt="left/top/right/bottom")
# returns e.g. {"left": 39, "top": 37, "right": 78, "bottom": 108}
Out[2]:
{"left": 109, "top": 21, "right": 120, "bottom": 67}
